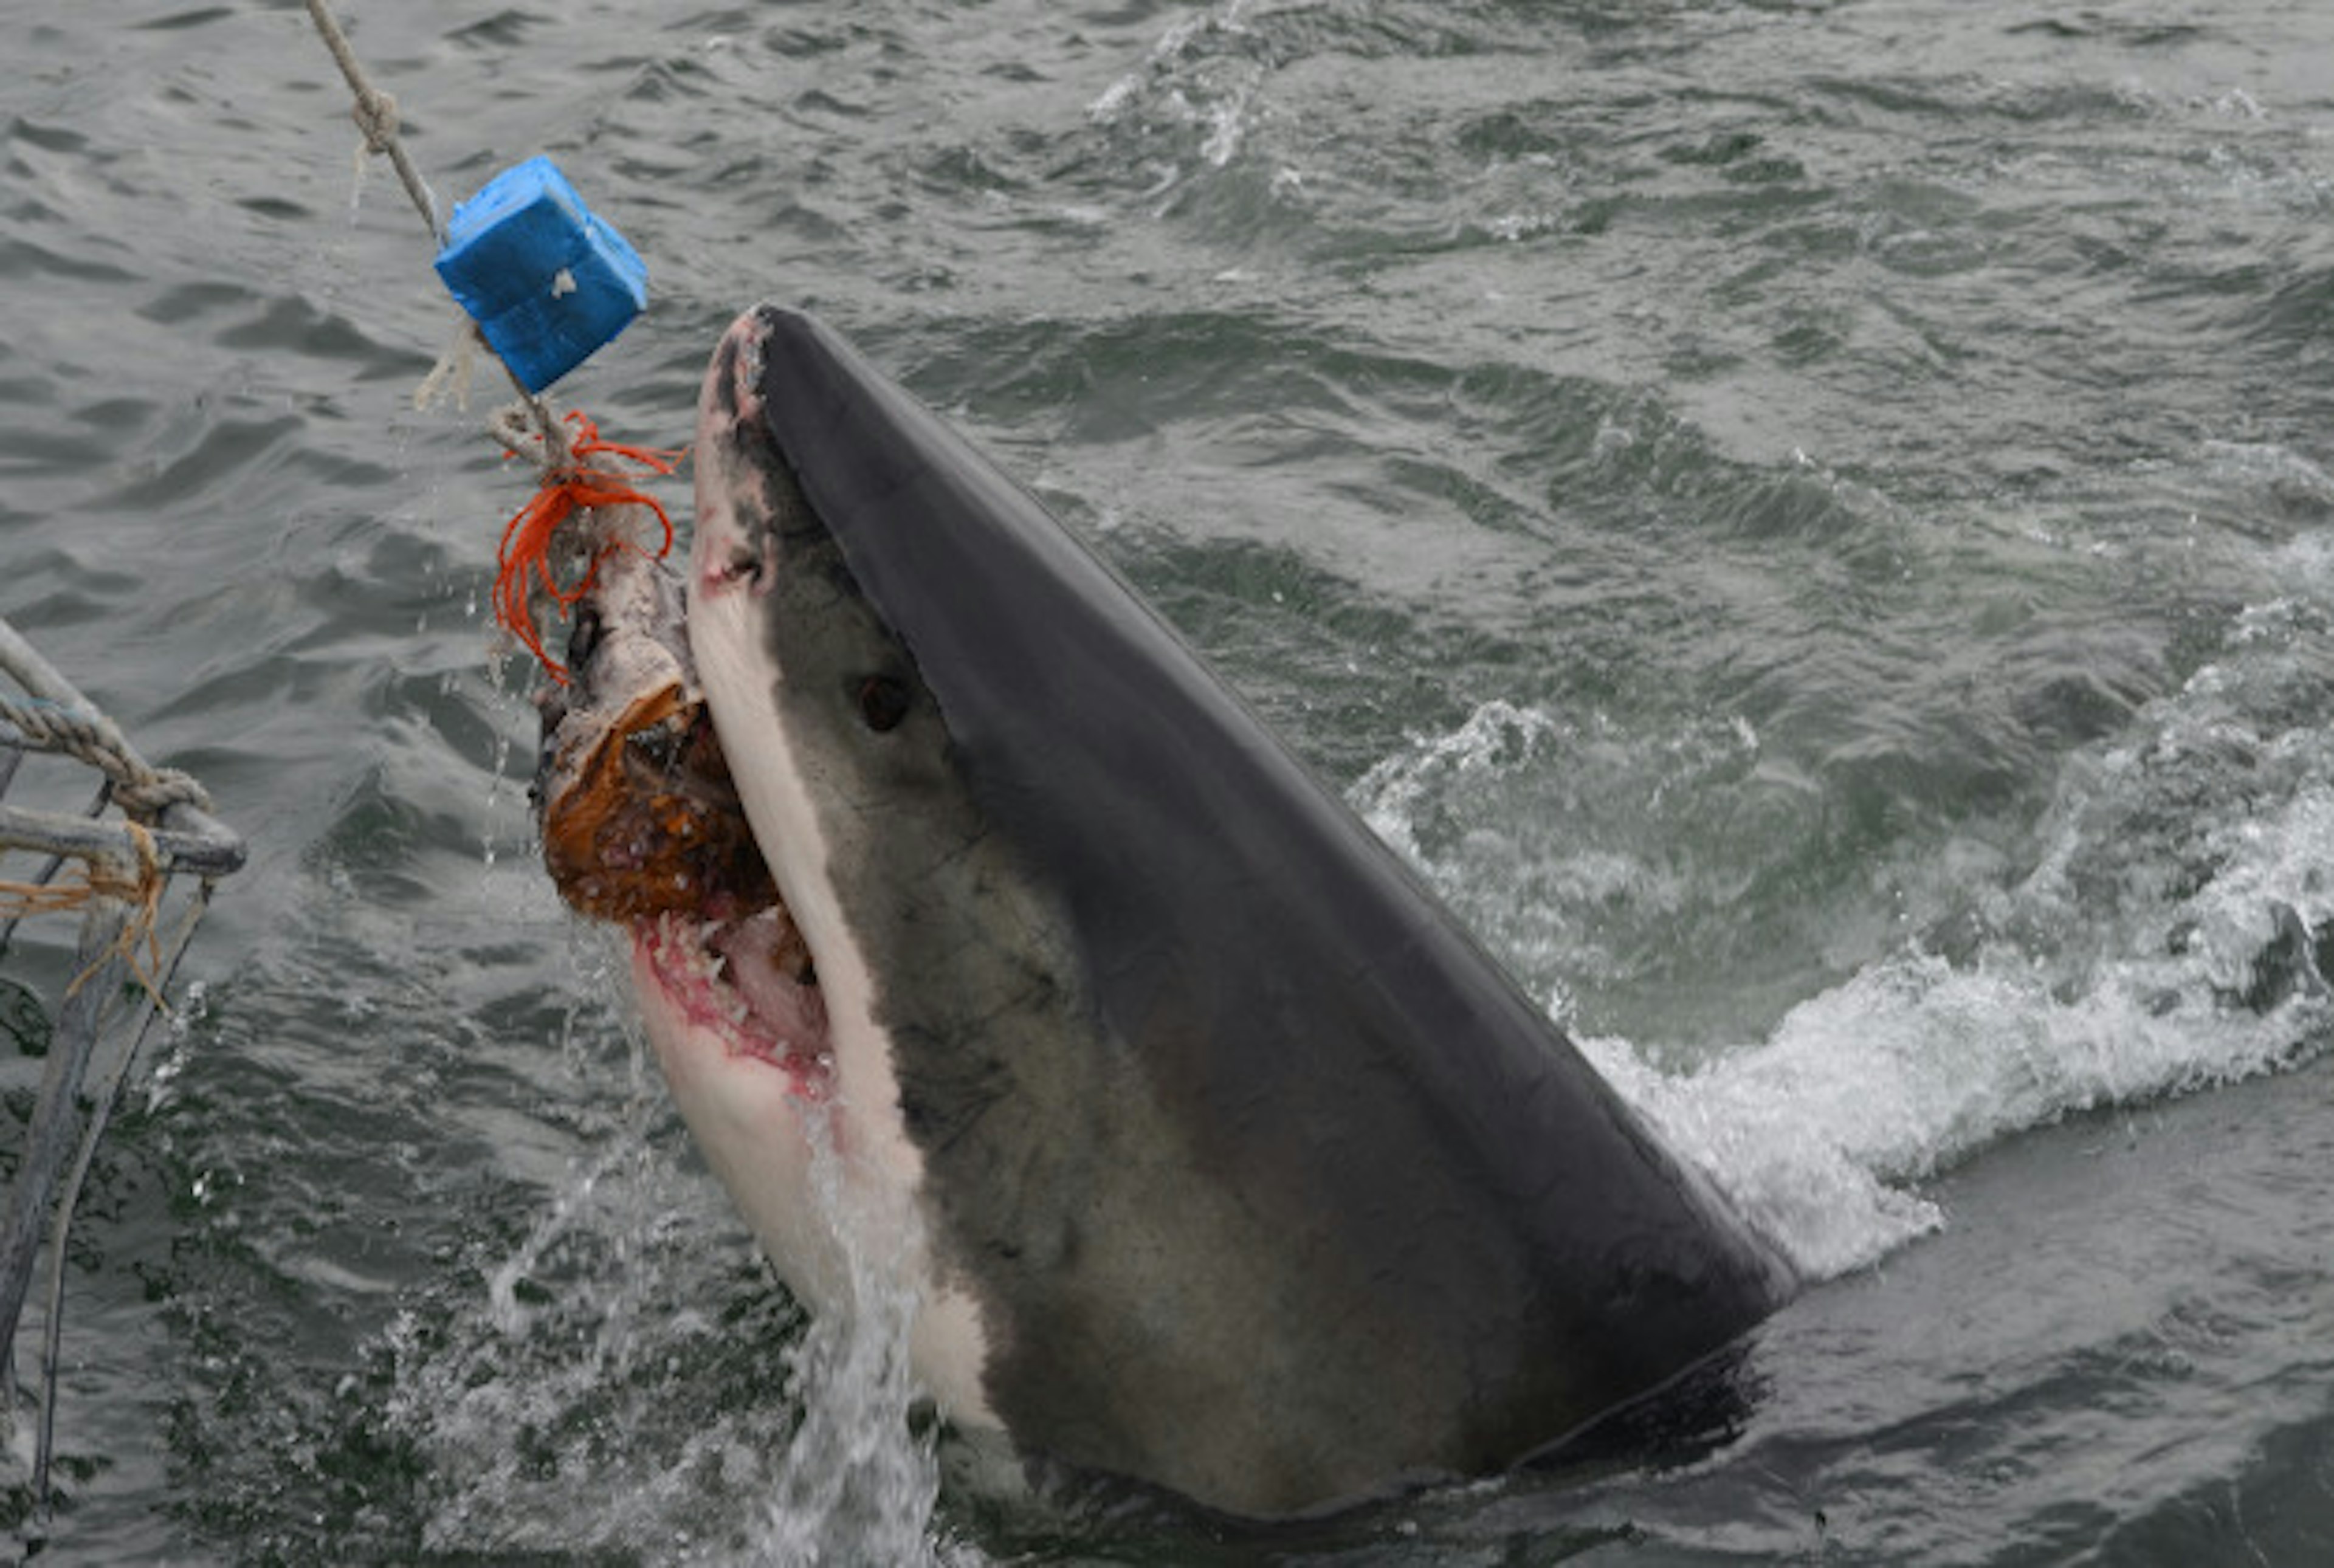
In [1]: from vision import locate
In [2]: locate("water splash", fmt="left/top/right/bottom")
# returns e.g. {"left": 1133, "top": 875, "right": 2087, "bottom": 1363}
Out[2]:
{"left": 1083, "top": 0, "right": 1275, "bottom": 196}
{"left": 1354, "top": 540, "right": 2334, "bottom": 1282}
{"left": 1351, "top": 698, "right": 1783, "bottom": 1037}
{"left": 751, "top": 1101, "right": 958, "bottom": 1567}
{"left": 374, "top": 1125, "right": 806, "bottom": 1563}
{"left": 363, "top": 1031, "right": 969, "bottom": 1563}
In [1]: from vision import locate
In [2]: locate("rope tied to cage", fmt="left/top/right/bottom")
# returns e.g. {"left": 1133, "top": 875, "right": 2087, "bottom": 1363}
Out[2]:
{"left": 0, "top": 695, "right": 214, "bottom": 819}
{"left": 68, "top": 823, "right": 173, "bottom": 1004}
{"left": 0, "top": 821, "right": 175, "bottom": 1005}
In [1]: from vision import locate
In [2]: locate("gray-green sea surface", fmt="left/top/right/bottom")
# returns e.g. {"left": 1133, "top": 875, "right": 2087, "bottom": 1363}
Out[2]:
{"left": 2, "top": 1, "right": 2331, "bottom": 1561}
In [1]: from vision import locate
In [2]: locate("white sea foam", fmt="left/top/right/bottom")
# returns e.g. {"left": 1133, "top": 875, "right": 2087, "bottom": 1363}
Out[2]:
{"left": 1354, "top": 563, "right": 2334, "bottom": 1281}
{"left": 1082, "top": 0, "right": 1269, "bottom": 182}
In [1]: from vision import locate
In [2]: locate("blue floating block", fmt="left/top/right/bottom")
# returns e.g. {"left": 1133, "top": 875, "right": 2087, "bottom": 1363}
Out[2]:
{"left": 433, "top": 156, "right": 647, "bottom": 393}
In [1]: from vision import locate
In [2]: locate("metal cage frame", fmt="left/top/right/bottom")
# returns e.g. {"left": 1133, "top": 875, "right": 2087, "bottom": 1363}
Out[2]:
{"left": 0, "top": 616, "right": 245, "bottom": 1526}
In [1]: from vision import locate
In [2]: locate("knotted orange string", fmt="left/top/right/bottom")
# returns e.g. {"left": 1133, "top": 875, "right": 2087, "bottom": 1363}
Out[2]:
{"left": 494, "top": 410, "right": 683, "bottom": 683}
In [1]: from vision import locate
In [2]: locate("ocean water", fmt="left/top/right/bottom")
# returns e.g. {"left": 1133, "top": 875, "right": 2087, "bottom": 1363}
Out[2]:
{"left": 2, "top": 0, "right": 2332, "bottom": 1561}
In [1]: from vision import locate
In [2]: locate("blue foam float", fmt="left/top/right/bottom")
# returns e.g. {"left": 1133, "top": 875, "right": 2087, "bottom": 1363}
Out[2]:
{"left": 433, "top": 156, "right": 647, "bottom": 393}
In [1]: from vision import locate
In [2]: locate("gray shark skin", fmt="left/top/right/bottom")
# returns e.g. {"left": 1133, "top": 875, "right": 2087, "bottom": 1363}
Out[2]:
{"left": 678, "top": 303, "right": 1799, "bottom": 1519}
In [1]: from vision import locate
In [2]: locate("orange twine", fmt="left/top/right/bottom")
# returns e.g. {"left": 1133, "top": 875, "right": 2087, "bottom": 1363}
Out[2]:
{"left": 494, "top": 410, "right": 683, "bottom": 683}
{"left": 1, "top": 822, "right": 174, "bottom": 1004}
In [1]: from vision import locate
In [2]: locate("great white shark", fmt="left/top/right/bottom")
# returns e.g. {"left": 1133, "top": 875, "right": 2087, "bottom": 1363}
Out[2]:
{"left": 536, "top": 304, "right": 1799, "bottom": 1519}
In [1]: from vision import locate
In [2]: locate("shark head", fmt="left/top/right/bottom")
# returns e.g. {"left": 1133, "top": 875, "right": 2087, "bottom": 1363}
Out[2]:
{"left": 572, "top": 303, "right": 1799, "bottom": 1518}
{"left": 669, "top": 311, "right": 1016, "bottom": 1426}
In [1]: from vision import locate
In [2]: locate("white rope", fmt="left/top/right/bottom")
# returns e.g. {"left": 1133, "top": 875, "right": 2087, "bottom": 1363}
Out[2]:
{"left": 0, "top": 696, "right": 212, "bottom": 820}
{"left": 302, "top": 0, "right": 572, "bottom": 470}
{"left": 413, "top": 316, "right": 486, "bottom": 413}
{"left": 302, "top": 0, "right": 441, "bottom": 243}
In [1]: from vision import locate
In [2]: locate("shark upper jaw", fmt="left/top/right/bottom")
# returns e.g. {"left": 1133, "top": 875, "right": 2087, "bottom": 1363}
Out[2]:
{"left": 680, "top": 317, "right": 883, "bottom": 1126}
{"left": 667, "top": 308, "right": 998, "bottom": 1428}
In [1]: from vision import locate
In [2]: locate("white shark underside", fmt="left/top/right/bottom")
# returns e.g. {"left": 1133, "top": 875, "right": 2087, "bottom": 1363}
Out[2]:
{"left": 630, "top": 304, "right": 1798, "bottom": 1519}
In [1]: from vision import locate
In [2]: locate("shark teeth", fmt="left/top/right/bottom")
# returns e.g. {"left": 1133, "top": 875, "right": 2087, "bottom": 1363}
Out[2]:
{"left": 636, "top": 909, "right": 832, "bottom": 1099}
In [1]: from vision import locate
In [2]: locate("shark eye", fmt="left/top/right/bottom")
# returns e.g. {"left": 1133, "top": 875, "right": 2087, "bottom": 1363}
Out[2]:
{"left": 857, "top": 675, "right": 911, "bottom": 734}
